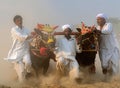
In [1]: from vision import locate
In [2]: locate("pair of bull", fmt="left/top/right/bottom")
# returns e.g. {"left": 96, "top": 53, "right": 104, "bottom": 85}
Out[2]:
{"left": 29, "top": 24, "right": 100, "bottom": 78}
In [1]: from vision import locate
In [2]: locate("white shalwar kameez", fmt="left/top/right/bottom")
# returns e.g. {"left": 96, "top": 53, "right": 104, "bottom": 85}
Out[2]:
{"left": 55, "top": 37, "right": 81, "bottom": 80}
{"left": 97, "top": 23, "right": 120, "bottom": 75}
{"left": 6, "top": 26, "right": 32, "bottom": 82}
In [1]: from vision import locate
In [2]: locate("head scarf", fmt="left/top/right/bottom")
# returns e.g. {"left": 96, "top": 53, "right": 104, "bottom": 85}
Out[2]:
{"left": 96, "top": 13, "right": 108, "bottom": 21}
{"left": 62, "top": 24, "right": 72, "bottom": 31}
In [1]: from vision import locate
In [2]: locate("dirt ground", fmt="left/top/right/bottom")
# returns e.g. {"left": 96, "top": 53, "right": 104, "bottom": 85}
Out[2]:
{"left": 0, "top": 54, "right": 120, "bottom": 88}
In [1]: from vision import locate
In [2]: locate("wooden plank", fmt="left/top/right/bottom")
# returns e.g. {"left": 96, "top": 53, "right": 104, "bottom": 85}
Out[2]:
{"left": 82, "top": 50, "right": 98, "bottom": 52}
{"left": 53, "top": 32, "right": 80, "bottom": 35}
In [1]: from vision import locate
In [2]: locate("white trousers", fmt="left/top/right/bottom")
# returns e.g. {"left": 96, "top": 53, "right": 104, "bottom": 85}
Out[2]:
{"left": 56, "top": 56, "right": 80, "bottom": 80}
{"left": 100, "top": 48, "right": 119, "bottom": 75}
{"left": 13, "top": 53, "right": 32, "bottom": 82}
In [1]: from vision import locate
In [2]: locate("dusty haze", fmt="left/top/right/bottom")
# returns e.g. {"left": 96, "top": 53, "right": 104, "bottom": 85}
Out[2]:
{"left": 0, "top": 0, "right": 120, "bottom": 88}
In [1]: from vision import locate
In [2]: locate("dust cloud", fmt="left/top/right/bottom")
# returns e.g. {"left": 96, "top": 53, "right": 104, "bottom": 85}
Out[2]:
{"left": 0, "top": 54, "right": 120, "bottom": 88}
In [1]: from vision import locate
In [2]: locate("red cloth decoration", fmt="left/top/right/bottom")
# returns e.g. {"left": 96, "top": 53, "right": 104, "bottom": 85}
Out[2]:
{"left": 40, "top": 47, "right": 48, "bottom": 56}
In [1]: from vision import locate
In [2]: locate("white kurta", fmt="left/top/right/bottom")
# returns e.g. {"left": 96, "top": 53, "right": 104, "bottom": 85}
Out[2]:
{"left": 97, "top": 23, "right": 120, "bottom": 74}
{"left": 6, "top": 26, "right": 32, "bottom": 82}
{"left": 55, "top": 37, "right": 80, "bottom": 79}
{"left": 7, "top": 26, "right": 30, "bottom": 62}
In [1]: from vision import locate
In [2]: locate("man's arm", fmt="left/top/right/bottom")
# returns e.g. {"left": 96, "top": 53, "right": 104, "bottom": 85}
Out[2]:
{"left": 54, "top": 38, "right": 62, "bottom": 58}
{"left": 101, "top": 23, "right": 113, "bottom": 34}
{"left": 11, "top": 28, "right": 33, "bottom": 42}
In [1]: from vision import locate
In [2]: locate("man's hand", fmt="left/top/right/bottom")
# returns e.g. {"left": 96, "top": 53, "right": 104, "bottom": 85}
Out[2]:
{"left": 90, "top": 25, "right": 96, "bottom": 31}
{"left": 90, "top": 25, "right": 101, "bottom": 35}
{"left": 27, "top": 32, "right": 37, "bottom": 40}
{"left": 31, "top": 32, "right": 36, "bottom": 36}
{"left": 27, "top": 35, "right": 33, "bottom": 40}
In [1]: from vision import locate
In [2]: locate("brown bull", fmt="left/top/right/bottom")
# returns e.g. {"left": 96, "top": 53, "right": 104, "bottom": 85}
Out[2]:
{"left": 30, "top": 28, "right": 56, "bottom": 77}
{"left": 75, "top": 23, "right": 100, "bottom": 73}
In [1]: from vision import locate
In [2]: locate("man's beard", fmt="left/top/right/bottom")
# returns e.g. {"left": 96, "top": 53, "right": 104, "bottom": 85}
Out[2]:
{"left": 65, "top": 35, "right": 71, "bottom": 40}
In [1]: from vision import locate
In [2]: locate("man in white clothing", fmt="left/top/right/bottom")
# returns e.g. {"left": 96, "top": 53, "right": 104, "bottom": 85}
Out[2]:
{"left": 55, "top": 24, "right": 81, "bottom": 82}
{"left": 96, "top": 13, "right": 120, "bottom": 75}
{"left": 6, "top": 15, "right": 34, "bottom": 82}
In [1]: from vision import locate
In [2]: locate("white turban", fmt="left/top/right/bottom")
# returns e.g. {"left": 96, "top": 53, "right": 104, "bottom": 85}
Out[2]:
{"left": 62, "top": 24, "right": 72, "bottom": 31}
{"left": 96, "top": 13, "right": 108, "bottom": 21}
